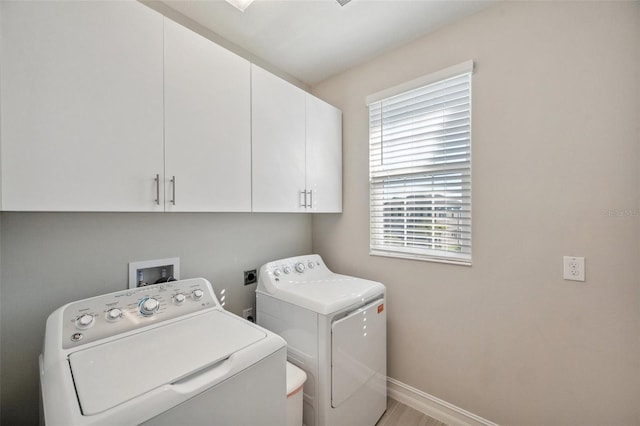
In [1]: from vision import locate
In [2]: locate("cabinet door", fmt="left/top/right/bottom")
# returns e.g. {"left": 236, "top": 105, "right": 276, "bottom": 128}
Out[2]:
{"left": 164, "top": 19, "right": 251, "bottom": 212}
{"left": 306, "top": 95, "right": 342, "bottom": 212}
{"left": 251, "top": 65, "right": 306, "bottom": 212}
{"left": 0, "top": 1, "right": 164, "bottom": 211}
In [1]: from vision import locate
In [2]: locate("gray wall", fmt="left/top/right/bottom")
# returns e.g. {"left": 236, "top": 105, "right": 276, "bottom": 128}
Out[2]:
{"left": 312, "top": 1, "right": 640, "bottom": 425}
{"left": 0, "top": 212, "right": 311, "bottom": 425}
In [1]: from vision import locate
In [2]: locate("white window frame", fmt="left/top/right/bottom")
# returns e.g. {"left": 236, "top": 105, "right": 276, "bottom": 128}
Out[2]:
{"left": 367, "top": 60, "right": 473, "bottom": 266}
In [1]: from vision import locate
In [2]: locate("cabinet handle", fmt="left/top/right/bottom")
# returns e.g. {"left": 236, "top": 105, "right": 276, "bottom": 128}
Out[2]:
{"left": 154, "top": 174, "right": 160, "bottom": 205}
{"left": 170, "top": 176, "right": 176, "bottom": 205}
{"left": 307, "top": 190, "right": 313, "bottom": 208}
{"left": 299, "top": 190, "right": 307, "bottom": 208}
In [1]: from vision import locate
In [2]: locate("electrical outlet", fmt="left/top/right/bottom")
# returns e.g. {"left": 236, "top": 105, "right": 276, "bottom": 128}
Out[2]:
{"left": 563, "top": 256, "right": 585, "bottom": 282}
{"left": 242, "top": 308, "right": 254, "bottom": 322}
{"left": 244, "top": 269, "right": 257, "bottom": 286}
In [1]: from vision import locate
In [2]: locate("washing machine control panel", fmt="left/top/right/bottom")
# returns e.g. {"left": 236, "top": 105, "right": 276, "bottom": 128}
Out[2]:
{"left": 60, "top": 278, "right": 218, "bottom": 349}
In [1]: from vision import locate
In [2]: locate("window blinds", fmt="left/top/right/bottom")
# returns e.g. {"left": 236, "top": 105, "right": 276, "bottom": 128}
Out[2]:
{"left": 368, "top": 64, "right": 472, "bottom": 264}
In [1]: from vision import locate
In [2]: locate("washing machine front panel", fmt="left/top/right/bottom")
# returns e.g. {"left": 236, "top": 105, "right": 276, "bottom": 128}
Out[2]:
{"left": 41, "top": 278, "right": 287, "bottom": 426}
{"left": 142, "top": 349, "right": 286, "bottom": 426}
{"left": 70, "top": 309, "right": 266, "bottom": 415}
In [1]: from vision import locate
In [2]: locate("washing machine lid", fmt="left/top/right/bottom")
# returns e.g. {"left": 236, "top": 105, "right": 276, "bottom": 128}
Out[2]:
{"left": 69, "top": 310, "right": 266, "bottom": 416}
{"left": 264, "top": 275, "right": 385, "bottom": 315}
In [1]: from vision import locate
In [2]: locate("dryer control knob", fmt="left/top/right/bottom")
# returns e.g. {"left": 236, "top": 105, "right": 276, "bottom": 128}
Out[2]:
{"left": 139, "top": 297, "right": 160, "bottom": 316}
{"left": 106, "top": 308, "right": 123, "bottom": 322}
{"left": 273, "top": 268, "right": 281, "bottom": 277}
{"left": 295, "top": 262, "right": 305, "bottom": 273}
{"left": 192, "top": 289, "right": 204, "bottom": 300}
{"left": 76, "top": 314, "right": 95, "bottom": 329}
{"left": 307, "top": 261, "right": 315, "bottom": 269}
{"left": 283, "top": 266, "right": 292, "bottom": 274}
{"left": 174, "top": 293, "right": 186, "bottom": 304}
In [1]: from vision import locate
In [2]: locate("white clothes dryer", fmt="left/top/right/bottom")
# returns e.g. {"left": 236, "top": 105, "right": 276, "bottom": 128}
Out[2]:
{"left": 256, "top": 254, "right": 387, "bottom": 426}
{"left": 40, "top": 278, "right": 287, "bottom": 426}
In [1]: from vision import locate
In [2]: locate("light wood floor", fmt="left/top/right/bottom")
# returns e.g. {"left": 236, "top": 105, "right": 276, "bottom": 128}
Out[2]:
{"left": 376, "top": 397, "right": 448, "bottom": 426}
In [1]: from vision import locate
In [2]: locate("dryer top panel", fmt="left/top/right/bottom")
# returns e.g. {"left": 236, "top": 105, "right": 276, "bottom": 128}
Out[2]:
{"left": 257, "top": 254, "right": 385, "bottom": 315}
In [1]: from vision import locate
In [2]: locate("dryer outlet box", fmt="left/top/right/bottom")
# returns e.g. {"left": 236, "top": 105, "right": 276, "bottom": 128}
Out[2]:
{"left": 244, "top": 269, "right": 257, "bottom": 286}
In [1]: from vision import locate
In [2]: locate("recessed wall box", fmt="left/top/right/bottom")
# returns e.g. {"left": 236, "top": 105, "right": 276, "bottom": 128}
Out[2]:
{"left": 129, "top": 257, "right": 180, "bottom": 289}
{"left": 244, "top": 269, "right": 257, "bottom": 286}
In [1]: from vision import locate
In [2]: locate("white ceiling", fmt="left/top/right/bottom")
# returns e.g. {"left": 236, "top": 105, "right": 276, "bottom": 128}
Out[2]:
{"left": 161, "top": 0, "right": 496, "bottom": 86}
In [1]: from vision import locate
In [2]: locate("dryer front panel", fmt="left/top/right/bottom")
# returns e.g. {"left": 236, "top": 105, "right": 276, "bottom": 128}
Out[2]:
{"left": 330, "top": 297, "right": 386, "bottom": 408}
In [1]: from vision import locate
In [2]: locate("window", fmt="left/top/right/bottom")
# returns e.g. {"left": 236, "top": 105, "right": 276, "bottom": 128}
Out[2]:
{"left": 367, "top": 61, "right": 473, "bottom": 265}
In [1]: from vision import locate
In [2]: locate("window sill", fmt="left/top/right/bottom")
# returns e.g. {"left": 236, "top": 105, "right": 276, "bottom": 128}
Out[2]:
{"left": 369, "top": 250, "right": 472, "bottom": 267}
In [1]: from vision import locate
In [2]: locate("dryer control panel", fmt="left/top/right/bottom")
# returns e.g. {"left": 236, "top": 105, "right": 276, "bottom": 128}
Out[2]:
{"left": 60, "top": 278, "right": 218, "bottom": 349}
{"left": 260, "top": 254, "right": 330, "bottom": 283}
{"left": 256, "top": 254, "right": 386, "bottom": 315}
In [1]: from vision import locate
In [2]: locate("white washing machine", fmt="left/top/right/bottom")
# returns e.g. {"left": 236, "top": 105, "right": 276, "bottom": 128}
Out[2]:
{"left": 40, "top": 278, "right": 287, "bottom": 426}
{"left": 256, "top": 254, "right": 387, "bottom": 426}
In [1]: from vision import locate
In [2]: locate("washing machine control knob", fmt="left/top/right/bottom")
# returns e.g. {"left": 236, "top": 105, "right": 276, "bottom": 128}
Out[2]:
{"left": 76, "top": 314, "right": 95, "bottom": 329}
{"left": 106, "top": 308, "right": 123, "bottom": 322}
{"left": 192, "top": 289, "right": 204, "bottom": 300}
{"left": 295, "top": 262, "right": 305, "bottom": 273}
{"left": 139, "top": 297, "right": 160, "bottom": 316}
{"left": 283, "top": 266, "right": 292, "bottom": 274}
{"left": 174, "top": 293, "right": 186, "bottom": 304}
{"left": 307, "top": 261, "right": 315, "bottom": 269}
{"left": 273, "top": 268, "right": 281, "bottom": 277}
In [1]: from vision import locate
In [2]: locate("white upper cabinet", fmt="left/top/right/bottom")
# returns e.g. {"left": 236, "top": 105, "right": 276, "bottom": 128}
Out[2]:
{"left": 0, "top": 2, "right": 340, "bottom": 213}
{"left": 251, "top": 65, "right": 307, "bottom": 212}
{"left": 251, "top": 65, "right": 342, "bottom": 213}
{"left": 0, "top": 1, "right": 164, "bottom": 211}
{"left": 164, "top": 19, "right": 251, "bottom": 212}
{"left": 306, "top": 95, "right": 343, "bottom": 213}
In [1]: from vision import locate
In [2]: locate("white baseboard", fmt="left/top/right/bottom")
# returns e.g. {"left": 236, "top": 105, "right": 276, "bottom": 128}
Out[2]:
{"left": 387, "top": 377, "right": 499, "bottom": 426}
